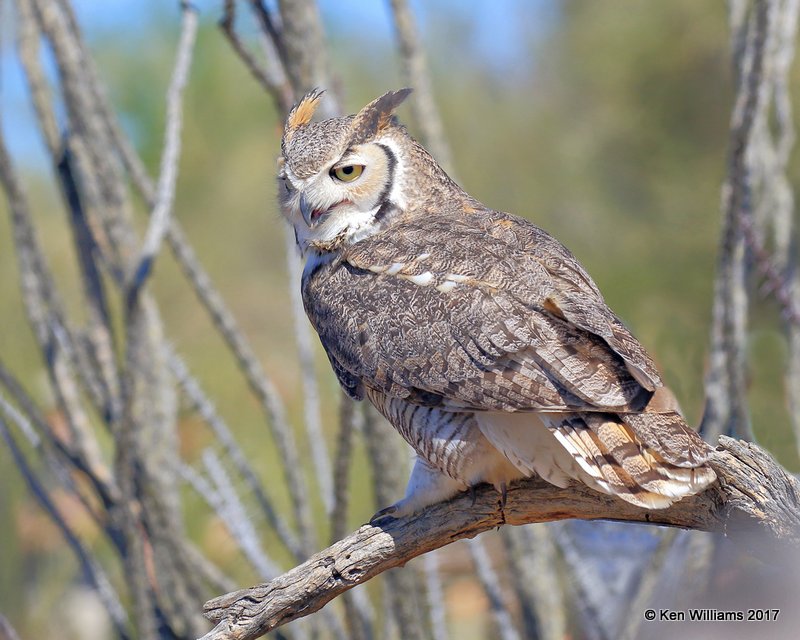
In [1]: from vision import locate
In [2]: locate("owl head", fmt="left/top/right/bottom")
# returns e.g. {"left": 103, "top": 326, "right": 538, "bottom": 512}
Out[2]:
{"left": 278, "top": 88, "right": 459, "bottom": 254}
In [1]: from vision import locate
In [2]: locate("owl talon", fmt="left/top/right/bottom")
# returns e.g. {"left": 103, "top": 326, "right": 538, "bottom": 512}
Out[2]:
{"left": 498, "top": 482, "right": 508, "bottom": 508}
{"left": 369, "top": 505, "right": 399, "bottom": 525}
{"left": 470, "top": 485, "right": 477, "bottom": 506}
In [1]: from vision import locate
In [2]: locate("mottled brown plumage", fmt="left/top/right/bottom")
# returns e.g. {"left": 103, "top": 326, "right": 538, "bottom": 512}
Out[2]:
{"left": 278, "top": 88, "right": 716, "bottom": 517}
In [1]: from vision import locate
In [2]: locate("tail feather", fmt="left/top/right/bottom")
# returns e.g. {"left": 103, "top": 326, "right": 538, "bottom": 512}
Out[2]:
{"left": 620, "top": 411, "right": 713, "bottom": 468}
{"left": 550, "top": 420, "right": 612, "bottom": 493}
{"left": 543, "top": 411, "right": 716, "bottom": 509}
{"left": 475, "top": 407, "right": 716, "bottom": 509}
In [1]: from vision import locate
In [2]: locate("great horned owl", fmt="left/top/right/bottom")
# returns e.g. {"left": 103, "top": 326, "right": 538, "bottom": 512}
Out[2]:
{"left": 277, "top": 88, "right": 716, "bottom": 520}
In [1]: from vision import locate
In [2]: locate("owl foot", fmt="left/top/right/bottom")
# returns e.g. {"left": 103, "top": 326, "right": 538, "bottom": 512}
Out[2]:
{"left": 369, "top": 456, "right": 467, "bottom": 525}
{"left": 369, "top": 504, "right": 399, "bottom": 525}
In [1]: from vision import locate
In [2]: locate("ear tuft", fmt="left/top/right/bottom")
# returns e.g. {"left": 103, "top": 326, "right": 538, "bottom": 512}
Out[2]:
{"left": 348, "top": 88, "right": 412, "bottom": 145}
{"left": 284, "top": 88, "right": 325, "bottom": 142}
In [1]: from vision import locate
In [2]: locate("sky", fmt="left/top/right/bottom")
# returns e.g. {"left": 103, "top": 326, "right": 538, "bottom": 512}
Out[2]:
{"left": 0, "top": 0, "right": 558, "bottom": 168}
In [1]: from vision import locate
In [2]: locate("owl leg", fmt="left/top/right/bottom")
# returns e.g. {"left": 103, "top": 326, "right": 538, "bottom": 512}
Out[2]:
{"left": 370, "top": 457, "right": 467, "bottom": 524}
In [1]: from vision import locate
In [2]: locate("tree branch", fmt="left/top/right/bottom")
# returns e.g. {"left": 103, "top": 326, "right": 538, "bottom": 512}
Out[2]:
{"left": 388, "top": 0, "right": 454, "bottom": 174}
{"left": 129, "top": 1, "right": 198, "bottom": 304}
{"left": 199, "top": 436, "right": 800, "bottom": 640}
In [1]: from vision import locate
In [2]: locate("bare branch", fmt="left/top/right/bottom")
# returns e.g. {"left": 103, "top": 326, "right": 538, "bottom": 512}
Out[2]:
{"left": 220, "top": 0, "right": 293, "bottom": 112}
{"left": 57, "top": 146, "right": 122, "bottom": 425}
{"left": 0, "top": 113, "right": 118, "bottom": 506}
{"left": 0, "top": 389, "right": 41, "bottom": 447}
{"left": 702, "top": 0, "right": 771, "bottom": 441}
{"left": 169, "top": 351, "right": 304, "bottom": 561}
{"left": 247, "top": 1, "right": 294, "bottom": 109}
{"left": 329, "top": 400, "right": 376, "bottom": 640}
{"left": 330, "top": 396, "right": 358, "bottom": 542}
{"left": 467, "top": 537, "right": 521, "bottom": 640}
{"left": 202, "top": 450, "right": 282, "bottom": 580}
{"left": 360, "top": 406, "right": 422, "bottom": 636}
{"left": 15, "top": 0, "right": 60, "bottom": 155}
{"left": 618, "top": 530, "right": 679, "bottom": 640}
{"left": 276, "top": 0, "right": 339, "bottom": 115}
{"left": 168, "top": 221, "right": 317, "bottom": 555}
{"left": 422, "top": 552, "right": 447, "bottom": 640}
{"left": 0, "top": 614, "right": 23, "bottom": 640}
{"left": 0, "top": 417, "right": 131, "bottom": 639}
{"left": 503, "top": 524, "right": 565, "bottom": 640}
{"left": 285, "top": 227, "right": 333, "bottom": 514}
{"left": 220, "top": 0, "right": 274, "bottom": 90}
{"left": 201, "top": 437, "right": 800, "bottom": 640}
{"left": 0, "top": 358, "right": 113, "bottom": 524}
{"left": 388, "top": 0, "right": 454, "bottom": 174}
{"left": 129, "top": 1, "right": 198, "bottom": 304}
{"left": 31, "top": 0, "right": 137, "bottom": 263}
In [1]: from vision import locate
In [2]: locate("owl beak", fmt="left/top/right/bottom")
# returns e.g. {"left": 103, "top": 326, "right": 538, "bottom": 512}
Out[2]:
{"left": 299, "top": 193, "right": 317, "bottom": 228}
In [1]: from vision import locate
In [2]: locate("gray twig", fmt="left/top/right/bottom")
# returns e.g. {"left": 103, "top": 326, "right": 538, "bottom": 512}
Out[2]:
{"left": 618, "top": 530, "right": 680, "bottom": 640}
{"left": 0, "top": 614, "right": 23, "bottom": 640}
{"left": 220, "top": 0, "right": 293, "bottom": 112}
{"left": 329, "top": 397, "right": 375, "bottom": 640}
{"left": 220, "top": 0, "right": 273, "bottom": 90}
{"left": 285, "top": 226, "right": 334, "bottom": 514}
{"left": 0, "top": 111, "right": 118, "bottom": 506}
{"left": 0, "top": 389, "right": 41, "bottom": 448}
{"left": 169, "top": 350, "right": 304, "bottom": 561}
{"left": 330, "top": 395, "right": 358, "bottom": 543}
{"left": 388, "top": 0, "right": 454, "bottom": 175}
{"left": 276, "top": 0, "right": 340, "bottom": 115}
{"left": 202, "top": 451, "right": 282, "bottom": 581}
{"left": 361, "top": 406, "right": 424, "bottom": 638}
{"left": 422, "top": 551, "right": 448, "bottom": 640}
{"left": 503, "top": 525, "right": 565, "bottom": 640}
{"left": 168, "top": 221, "right": 317, "bottom": 555}
{"left": 702, "top": 0, "right": 770, "bottom": 441}
{"left": 468, "top": 537, "right": 521, "bottom": 640}
{"left": 129, "top": 1, "right": 198, "bottom": 304}
{"left": 0, "top": 417, "right": 131, "bottom": 639}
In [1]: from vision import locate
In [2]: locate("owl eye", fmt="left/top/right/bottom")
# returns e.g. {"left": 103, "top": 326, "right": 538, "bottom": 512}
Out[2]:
{"left": 331, "top": 164, "right": 364, "bottom": 182}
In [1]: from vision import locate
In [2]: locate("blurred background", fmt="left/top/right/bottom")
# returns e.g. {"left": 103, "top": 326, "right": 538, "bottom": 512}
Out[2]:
{"left": 1, "top": 1, "right": 799, "bottom": 638}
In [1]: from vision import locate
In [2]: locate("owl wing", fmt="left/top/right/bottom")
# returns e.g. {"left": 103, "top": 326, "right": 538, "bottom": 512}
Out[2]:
{"left": 303, "top": 212, "right": 659, "bottom": 413}
{"left": 478, "top": 209, "right": 663, "bottom": 391}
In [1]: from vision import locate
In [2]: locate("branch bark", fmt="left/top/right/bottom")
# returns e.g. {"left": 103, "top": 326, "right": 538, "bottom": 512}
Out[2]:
{"left": 199, "top": 435, "right": 800, "bottom": 640}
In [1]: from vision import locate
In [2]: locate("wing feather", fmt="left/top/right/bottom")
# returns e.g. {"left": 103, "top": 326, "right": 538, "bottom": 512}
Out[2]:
{"left": 302, "top": 207, "right": 716, "bottom": 508}
{"left": 304, "top": 212, "right": 654, "bottom": 413}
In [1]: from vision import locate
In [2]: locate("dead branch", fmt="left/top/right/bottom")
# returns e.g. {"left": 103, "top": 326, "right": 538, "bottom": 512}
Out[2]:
{"left": 129, "top": 1, "right": 198, "bottom": 303}
{"left": 388, "top": 0, "right": 453, "bottom": 174}
{"left": 467, "top": 538, "right": 519, "bottom": 640}
{"left": 502, "top": 524, "right": 565, "bottom": 640}
{"left": 200, "top": 436, "right": 800, "bottom": 640}
{"left": 702, "top": 0, "right": 770, "bottom": 442}
{"left": 0, "top": 416, "right": 131, "bottom": 639}
{"left": 0, "top": 614, "right": 23, "bottom": 640}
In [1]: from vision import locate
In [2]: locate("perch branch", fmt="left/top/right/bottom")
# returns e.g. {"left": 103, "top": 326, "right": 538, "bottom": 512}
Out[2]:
{"left": 200, "top": 436, "right": 800, "bottom": 640}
